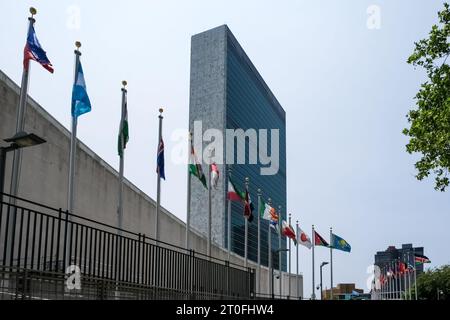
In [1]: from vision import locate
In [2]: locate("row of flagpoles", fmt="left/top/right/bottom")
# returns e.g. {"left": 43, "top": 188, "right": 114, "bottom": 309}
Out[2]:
{"left": 185, "top": 138, "right": 353, "bottom": 298}
{"left": 11, "top": 8, "right": 164, "bottom": 241}
{"left": 14, "top": 8, "right": 354, "bottom": 298}
{"left": 376, "top": 253, "right": 430, "bottom": 300}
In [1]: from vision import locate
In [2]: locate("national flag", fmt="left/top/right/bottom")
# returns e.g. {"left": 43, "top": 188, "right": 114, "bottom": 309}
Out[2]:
{"left": 314, "top": 230, "right": 329, "bottom": 247}
{"left": 270, "top": 221, "right": 279, "bottom": 231}
{"left": 23, "top": 23, "right": 53, "bottom": 73}
{"left": 71, "top": 59, "right": 91, "bottom": 118}
{"left": 296, "top": 226, "right": 312, "bottom": 249}
{"left": 259, "top": 200, "right": 276, "bottom": 221}
{"left": 117, "top": 93, "right": 129, "bottom": 156}
{"left": 244, "top": 187, "right": 254, "bottom": 222}
{"left": 227, "top": 178, "right": 244, "bottom": 201}
{"left": 399, "top": 262, "right": 407, "bottom": 274}
{"left": 282, "top": 220, "right": 297, "bottom": 245}
{"left": 258, "top": 199, "right": 279, "bottom": 231}
{"left": 189, "top": 142, "right": 207, "bottom": 188}
{"left": 210, "top": 163, "right": 219, "bottom": 189}
{"left": 414, "top": 254, "right": 431, "bottom": 264}
{"left": 156, "top": 138, "right": 165, "bottom": 180}
{"left": 330, "top": 233, "right": 351, "bottom": 253}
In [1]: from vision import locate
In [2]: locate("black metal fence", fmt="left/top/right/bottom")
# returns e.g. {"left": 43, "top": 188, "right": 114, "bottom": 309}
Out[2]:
{"left": 0, "top": 193, "right": 255, "bottom": 300}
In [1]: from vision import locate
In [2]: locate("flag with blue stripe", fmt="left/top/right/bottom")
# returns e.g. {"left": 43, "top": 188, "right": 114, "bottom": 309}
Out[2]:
{"left": 71, "top": 59, "right": 91, "bottom": 118}
{"left": 23, "top": 24, "right": 54, "bottom": 73}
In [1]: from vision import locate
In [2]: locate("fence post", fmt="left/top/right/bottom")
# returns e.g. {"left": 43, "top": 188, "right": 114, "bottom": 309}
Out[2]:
{"left": 63, "top": 210, "right": 69, "bottom": 271}
{"left": 226, "top": 260, "right": 230, "bottom": 299}
{"left": 190, "top": 249, "right": 195, "bottom": 300}
{"left": 56, "top": 209, "right": 62, "bottom": 272}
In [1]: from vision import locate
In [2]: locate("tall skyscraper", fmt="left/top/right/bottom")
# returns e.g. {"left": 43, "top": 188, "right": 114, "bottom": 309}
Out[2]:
{"left": 188, "top": 25, "right": 287, "bottom": 271}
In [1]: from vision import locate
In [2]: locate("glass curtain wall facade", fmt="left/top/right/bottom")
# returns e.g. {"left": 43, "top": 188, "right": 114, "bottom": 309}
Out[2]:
{"left": 225, "top": 31, "right": 287, "bottom": 271}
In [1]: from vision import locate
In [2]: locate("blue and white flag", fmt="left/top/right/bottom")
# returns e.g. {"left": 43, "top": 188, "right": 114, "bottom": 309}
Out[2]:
{"left": 71, "top": 59, "right": 91, "bottom": 118}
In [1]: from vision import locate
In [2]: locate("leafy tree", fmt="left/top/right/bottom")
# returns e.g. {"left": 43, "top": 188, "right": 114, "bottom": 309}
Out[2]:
{"left": 411, "top": 265, "right": 450, "bottom": 300}
{"left": 404, "top": 3, "right": 450, "bottom": 191}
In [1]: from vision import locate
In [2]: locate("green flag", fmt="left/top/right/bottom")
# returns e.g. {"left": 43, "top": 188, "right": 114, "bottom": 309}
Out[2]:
{"left": 189, "top": 142, "right": 207, "bottom": 189}
{"left": 118, "top": 94, "right": 129, "bottom": 156}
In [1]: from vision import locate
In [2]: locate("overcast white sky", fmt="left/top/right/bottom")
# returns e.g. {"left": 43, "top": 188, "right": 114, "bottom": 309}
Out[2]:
{"left": 1, "top": 0, "right": 449, "bottom": 298}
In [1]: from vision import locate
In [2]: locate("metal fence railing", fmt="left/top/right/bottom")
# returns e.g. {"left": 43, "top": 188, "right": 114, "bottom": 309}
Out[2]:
{"left": 0, "top": 193, "right": 255, "bottom": 300}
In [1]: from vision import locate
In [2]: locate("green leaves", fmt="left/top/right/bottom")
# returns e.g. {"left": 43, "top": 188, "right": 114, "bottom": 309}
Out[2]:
{"left": 404, "top": 3, "right": 450, "bottom": 191}
{"left": 412, "top": 265, "right": 450, "bottom": 300}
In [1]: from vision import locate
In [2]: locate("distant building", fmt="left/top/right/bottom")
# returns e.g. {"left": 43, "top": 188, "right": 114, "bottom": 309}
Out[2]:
{"left": 322, "top": 283, "right": 366, "bottom": 300}
{"left": 374, "top": 243, "right": 425, "bottom": 293}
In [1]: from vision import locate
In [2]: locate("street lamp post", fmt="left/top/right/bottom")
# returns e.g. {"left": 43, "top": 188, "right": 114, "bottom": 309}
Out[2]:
{"left": 271, "top": 248, "right": 289, "bottom": 299}
{"left": 0, "top": 131, "right": 46, "bottom": 202}
{"left": 1, "top": 132, "right": 46, "bottom": 264}
{"left": 320, "top": 261, "right": 329, "bottom": 300}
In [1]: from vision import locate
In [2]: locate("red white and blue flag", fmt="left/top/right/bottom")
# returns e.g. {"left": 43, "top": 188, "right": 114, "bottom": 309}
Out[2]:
{"left": 23, "top": 24, "right": 53, "bottom": 73}
{"left": 156, "top": 138, "right": 165, "bottom": 180}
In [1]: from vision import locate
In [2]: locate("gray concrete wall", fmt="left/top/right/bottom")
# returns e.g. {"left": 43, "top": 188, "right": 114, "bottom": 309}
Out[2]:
{"left": 0, "top": 69, "right": 302, "bottom": 298}
{"left": 188, "top": 25, "right": 228, "bottom": 247}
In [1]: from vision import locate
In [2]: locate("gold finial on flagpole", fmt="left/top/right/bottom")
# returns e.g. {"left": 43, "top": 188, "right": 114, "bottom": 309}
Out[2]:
{"left": 30, "top": 7, "right": 37, "bottom": 17}
{"left": 74, "top": 41, "right": 82, "bottom": 56}
{"left": 159, "top": 107, "right": 164, "bottom": 114}
{"left": 122, "top": 80, "right": 127, "bottom": 88}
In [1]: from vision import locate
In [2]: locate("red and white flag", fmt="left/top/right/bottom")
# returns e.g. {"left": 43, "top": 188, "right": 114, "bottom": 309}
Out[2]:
{"left": 210, "top": 163, "right": 219, "bottom": 189}
{"left": 296, "top": 226, "right": 312, "bottom": 249}
{"left": 282, "top": 220, "right": 297, "bottom": 245}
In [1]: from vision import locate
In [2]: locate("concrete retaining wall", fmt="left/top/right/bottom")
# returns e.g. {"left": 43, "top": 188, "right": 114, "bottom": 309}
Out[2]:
{"left": 0, "top": 69, "right": 303, "bottom": 298}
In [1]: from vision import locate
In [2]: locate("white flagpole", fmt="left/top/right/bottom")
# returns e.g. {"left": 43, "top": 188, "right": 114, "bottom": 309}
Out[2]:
{"left": 312, "top": 224, "right": 315, "bottom": 300}
{"left": 278, "top": 205, "right": 282, "bottom": 298}
{"left": 227, "top": 166, "right": 232, "bottom": 260}
{"left": 244, "top": 177, "right": 249, "bottom": 268}
{"left": 185, "top": 132, "right": 192, "bottom": 250}
{"left": 408, "top": 267, "right": 412, "bottom": 300}
{"left": 387, "top": 268, "right": 392, "bottom": 300}
{"left": 296, "top": 221, "right": 299, "bottom": 299}
{"left": 288, "top": 213, "right": 292, "bottom": 299}
{"left": 9, "top": 8, "right": 36, "bottom": 208}
{"left": 392, "top": 261, "right": 396, "bottom": 299}
{"left": 330, "top": 227, "right": 333, "bottom": 300}
{"left": 407, "top": 251, "right": 412, "bottom": 300}
{"left": 399, "top": 262, "right": 402, "bottom": 300}
{"left": 386, "top": 270, "right": 392, "bottom": 300}
{"left": 403, "top": 266, "right": 407, "bottom": 300}
{"left": 391, "top": 262, "right": 396, "bottom": 300}
{"left": 155, "top": 108, "right": 163, "bottom": 242}
{"left": 257, "top": 188, "right": 262, "bottom": 295}
{"left": 6, "top": 8, "right": 37, "bottom": 265}
{"left": 413, "top": 249, "right": 418, "bottom": 300}
{"left": 394, "top": 260, "right": 399, "bottom": 299}
{"left": 267, "top": 198, "right": 272, "bottom": 296}
{"left": 207, "top": 152, "right": 212, "bottom": 257}
{"left": 117, "top": 80, "right": 127, "bottom": 235}
{"left": 384, "top": 269, "right": 387, "bottom": 300}
{"left": 414, "top": 264, "right": 418, "bottom": 300}
{"left": 67, "top": 41, "right": 82, "bottom": 215}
